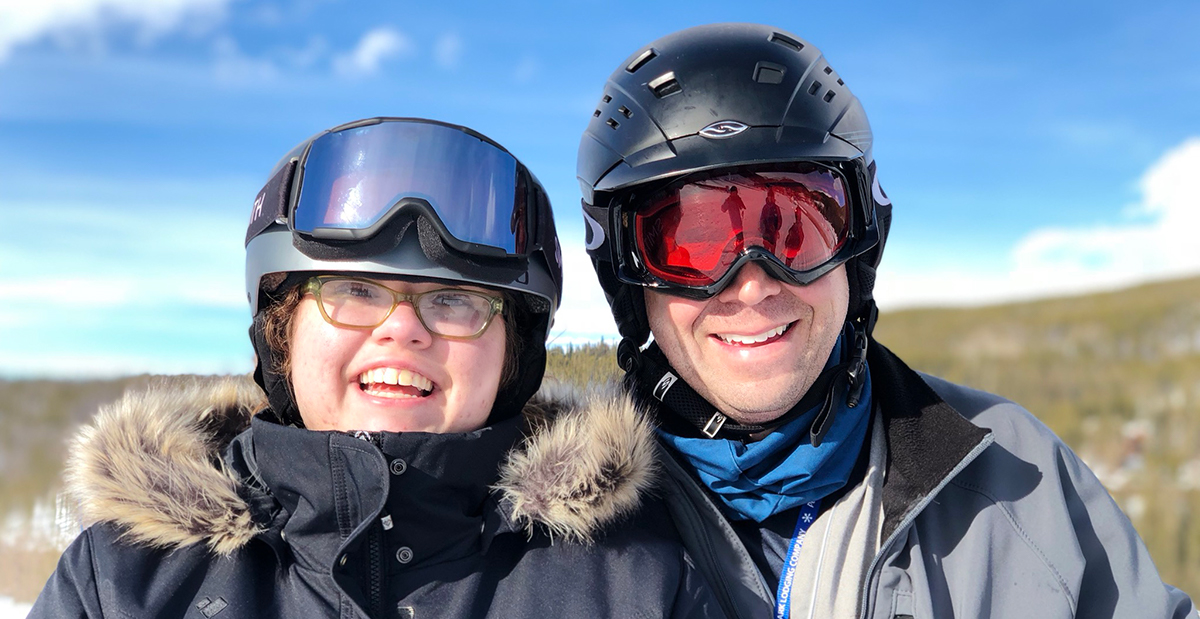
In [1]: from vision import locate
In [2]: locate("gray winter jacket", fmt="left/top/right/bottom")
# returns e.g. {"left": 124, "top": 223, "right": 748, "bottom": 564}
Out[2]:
{"left": 654, "top": 343, "right": 1196, "bottom": 619}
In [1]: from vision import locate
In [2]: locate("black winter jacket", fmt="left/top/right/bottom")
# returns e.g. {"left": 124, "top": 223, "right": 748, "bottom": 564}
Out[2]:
{"left": 31, "top": 377, "right": 722, "bottom": 618}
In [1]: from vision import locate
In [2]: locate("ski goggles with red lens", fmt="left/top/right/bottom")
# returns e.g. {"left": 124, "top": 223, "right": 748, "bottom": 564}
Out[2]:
{"left": 614, "top": 162, "right": 879, "bottom": 297}
{"left": 251, "top": 118, "right": 538, "bottom": 259}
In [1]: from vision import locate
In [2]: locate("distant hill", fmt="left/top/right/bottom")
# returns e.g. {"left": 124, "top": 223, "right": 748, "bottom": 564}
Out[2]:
{"left": 874, "top": 274, "right": 1200, "bottom": 596}
{"left": 2, "top": 274, "right": 1197, "bottom": 602}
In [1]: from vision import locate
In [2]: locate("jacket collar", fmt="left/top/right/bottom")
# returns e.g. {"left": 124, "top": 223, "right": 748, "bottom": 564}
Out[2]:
{"left": 867, "top": 342, "right": 994, "bottom": 541}
{"left": 64, "top": 377, "right": 659, "bottom": 556}
{"left": 240, "top": 414, "right": 526, "bottom": 571}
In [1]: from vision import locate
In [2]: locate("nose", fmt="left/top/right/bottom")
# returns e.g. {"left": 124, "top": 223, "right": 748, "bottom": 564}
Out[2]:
{"left": 716, "top": 261, "right": 783, "bottom": 306}
{"left": 373, "top": 302, "right": 433, "bottom": 347}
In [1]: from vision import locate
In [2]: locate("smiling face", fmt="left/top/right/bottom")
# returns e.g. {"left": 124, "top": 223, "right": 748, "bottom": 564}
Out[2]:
{"left": 288, "top": 278, "right": 507, "bottom": 433}
{"left": 644, "top": 262, "right": 848, "bottom": 425}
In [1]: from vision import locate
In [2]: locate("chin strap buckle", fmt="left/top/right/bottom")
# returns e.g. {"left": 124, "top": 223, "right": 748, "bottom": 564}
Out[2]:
{"left": 845, "top": 318, "right": 871, "bottom": 409}
{"left": 702, "top": 412, "right": 728, "bottom": 438}
{"left": 617, "top": 338, "right": 642, "bottom": 373}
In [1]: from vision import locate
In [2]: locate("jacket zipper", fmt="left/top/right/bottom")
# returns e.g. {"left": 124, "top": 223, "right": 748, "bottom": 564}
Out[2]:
{"left": 658, "top": 447, "right": 771, "bottom": 619}
{"left": 368, "top": 522, "right": 383, "bottom": 617}
{"left": 856, "top": 434, "right": 994, "bottom": 618}
{"left": 367, "top": 433, "right": 385, "bottom": 617}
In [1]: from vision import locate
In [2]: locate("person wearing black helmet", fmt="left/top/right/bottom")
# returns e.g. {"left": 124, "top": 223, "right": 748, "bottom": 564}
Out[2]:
{"left": 579, "top": 23, "right": 1195, "bottom": 619}
{"left": 31, "top": 118, "right": 724, "bottom": 618}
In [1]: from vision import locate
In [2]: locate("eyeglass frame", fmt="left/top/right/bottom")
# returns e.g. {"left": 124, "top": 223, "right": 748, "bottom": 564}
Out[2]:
{"left": 301, "top": 276, "right": 505, "bottom": 340}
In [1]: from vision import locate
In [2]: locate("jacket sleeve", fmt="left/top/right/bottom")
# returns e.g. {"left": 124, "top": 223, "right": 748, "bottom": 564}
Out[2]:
{"left": 1054, "top": 443, "right": 1197, "bottom": 618}
{"left": 27, "top": 529, "right": 105, "bottom": 619}
{"left": 925, "top": 370, "right": 1197, "bottom": 618}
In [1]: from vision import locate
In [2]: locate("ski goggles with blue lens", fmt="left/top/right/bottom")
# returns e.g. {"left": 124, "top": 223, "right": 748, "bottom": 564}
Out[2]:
{"left": 249, "top": 118, "right": 535, "bottom": 258}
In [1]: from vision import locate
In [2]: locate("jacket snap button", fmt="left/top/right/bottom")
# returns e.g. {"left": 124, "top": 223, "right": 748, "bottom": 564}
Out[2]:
{"left": 396, "top": 546, "right": 414, "bottom": 564}
{"left": 390, "top": 459, "right": 408, "bottom": 475}
{"left": 397, "top": 606, "right": 415, "bottom": 619}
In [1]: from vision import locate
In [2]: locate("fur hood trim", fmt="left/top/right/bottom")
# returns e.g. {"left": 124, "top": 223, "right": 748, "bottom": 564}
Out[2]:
{"left": 65, "top": 376, "right": 656, "bottom": 555}
{"left": 495, "top": 380, "right": 657, "bottom": 543}
{"left": 65, "top": 376, "right": 265, "bottom": 556}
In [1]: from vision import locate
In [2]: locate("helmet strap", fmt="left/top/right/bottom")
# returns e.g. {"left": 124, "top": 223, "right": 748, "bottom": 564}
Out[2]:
{"left": 627, "top": 309, "right": 872, "bottom": 445}
{"left": 249, "top": 312, "right": 304, "bottom": 428}
{"left": 629, "top": 340, "right": 843, "bottom": 442}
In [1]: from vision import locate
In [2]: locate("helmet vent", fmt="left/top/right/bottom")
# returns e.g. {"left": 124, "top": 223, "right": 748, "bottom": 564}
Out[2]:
{"left": 808, "top": 81, "right": 822, "bottom": 95}
{"left": 593, "top": 109, "right": 602, "bottom": 117}
{"left": 753, "top": 61, "right": 786, "bottom": 84}
{"left": 823, "top": 90, "right": 836, "bottom": 103}
{"left": 769, "top": 32, "right": 804, "bottom": 52}
{"left": 606, "top": 118, "right": 620, "bottom": 129}
{"left": 602, "top": 94, "right": 612, "bottom": 103}
{"left": 618, "top": 105, "right": 633, "bottom": 118}
{"left": 626, "top": 48, "right": 657, "bottom": 73}
{"left": 648, "top": 72, "right": 682, "bottom": 98}
{"left": 822, "top": 65, "right": 845, "bottom": 86}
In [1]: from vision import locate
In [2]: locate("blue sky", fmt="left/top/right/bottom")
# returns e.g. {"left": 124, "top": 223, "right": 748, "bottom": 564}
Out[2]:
{"left": 1, "top": 0, "right": 1198, "bottom": 378}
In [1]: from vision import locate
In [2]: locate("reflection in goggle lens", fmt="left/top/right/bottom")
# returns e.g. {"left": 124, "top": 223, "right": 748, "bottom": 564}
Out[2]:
{"left": 635, "top": 166, "right": 850, "bottom": 287}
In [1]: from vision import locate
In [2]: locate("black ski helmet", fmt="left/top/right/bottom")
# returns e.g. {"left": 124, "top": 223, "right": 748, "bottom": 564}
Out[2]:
{"left": 246, "top": 117, "right": 563, "bottom": 426}
{"left": 578, "top": 23, "right": 892, "bottom": 347}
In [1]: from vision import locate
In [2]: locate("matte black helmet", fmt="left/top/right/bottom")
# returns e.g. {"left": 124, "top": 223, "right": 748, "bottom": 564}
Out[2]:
{"left": 578, "top": 23, "right": 892, "bottom": 346}
{"left": 246, "top": 117, "right": 563, "bottom": 425}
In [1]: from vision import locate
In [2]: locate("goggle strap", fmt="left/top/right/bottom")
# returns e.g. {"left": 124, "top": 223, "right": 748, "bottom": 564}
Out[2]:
{"left": 246, "top": 159, "right": 296, "bottom": 246}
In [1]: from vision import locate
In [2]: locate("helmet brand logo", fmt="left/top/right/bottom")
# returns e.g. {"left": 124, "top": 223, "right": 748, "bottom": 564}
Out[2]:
{"left": 251, "top": 193, "right": 264, "bottom": 222}
{"left": 699, "top": 120, "right": 749, "bottom": 139}
{"left": 583, "top": 210, "right": 606, "bottom": 251}
{"left": 871, "top": 173, "right": 891, "bottom": 206}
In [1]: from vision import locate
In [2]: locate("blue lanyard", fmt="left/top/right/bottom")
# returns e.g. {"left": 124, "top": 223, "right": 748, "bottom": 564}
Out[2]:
{"left": 774, "top": 500, "right": 822, "bottom": 619}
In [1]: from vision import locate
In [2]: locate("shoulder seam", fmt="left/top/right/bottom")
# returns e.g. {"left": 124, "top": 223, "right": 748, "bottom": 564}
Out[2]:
{"left": 948, "top": 478, "right": 1078, "bottom": 612}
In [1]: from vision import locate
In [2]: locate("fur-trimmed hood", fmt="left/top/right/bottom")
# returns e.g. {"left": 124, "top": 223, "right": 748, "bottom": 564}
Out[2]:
{"left": 64, "top": 376, "right": 657, "bottom": 556}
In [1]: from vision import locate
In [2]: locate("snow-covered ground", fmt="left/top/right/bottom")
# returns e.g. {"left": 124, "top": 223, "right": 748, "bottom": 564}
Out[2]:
{"left": 0, "top": 597, "right": 30, "bottom": 619}
{"left": 1, "top": 497, "right": 77, "bottom": 619}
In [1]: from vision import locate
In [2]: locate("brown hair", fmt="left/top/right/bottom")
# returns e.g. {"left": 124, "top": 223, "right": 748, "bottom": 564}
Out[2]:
{"left": 261, "top": 280, "right": 523, "bottom": 389}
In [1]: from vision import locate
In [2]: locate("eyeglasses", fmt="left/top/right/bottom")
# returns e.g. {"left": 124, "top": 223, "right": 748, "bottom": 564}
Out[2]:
{"left": 303, "top": 276, "right": 504, "bottom": 340}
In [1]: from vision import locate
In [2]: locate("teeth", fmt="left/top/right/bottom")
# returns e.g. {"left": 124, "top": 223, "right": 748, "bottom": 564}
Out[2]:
{"left": 718, "top": 324, "right": 788, "bottom": 345}
{"left": 359, "top": 367, "right": 433, "bottom": 392}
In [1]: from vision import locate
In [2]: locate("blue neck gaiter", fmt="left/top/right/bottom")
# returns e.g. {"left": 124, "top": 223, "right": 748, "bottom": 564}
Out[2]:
{"left": 656, "top": 336, "right": 872, "bottom": 522}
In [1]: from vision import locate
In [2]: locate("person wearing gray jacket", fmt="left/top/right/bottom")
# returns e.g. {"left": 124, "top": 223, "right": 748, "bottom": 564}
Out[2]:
{"left": 576, "top": 22, "right": 1197, "bottom": 618}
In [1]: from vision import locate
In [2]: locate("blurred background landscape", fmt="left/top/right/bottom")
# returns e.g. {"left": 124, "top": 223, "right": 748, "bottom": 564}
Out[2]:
{"left": 4, "top": 274, "right": 1200, "bottom": 604}
{"left": 2, "top": 0, "right": 1198, "bottom": 613}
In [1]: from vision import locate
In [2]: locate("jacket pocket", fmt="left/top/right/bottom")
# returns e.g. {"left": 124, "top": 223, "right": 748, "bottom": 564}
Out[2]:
{"left": 891, "top": 589, "right": 913, "bottom": 618}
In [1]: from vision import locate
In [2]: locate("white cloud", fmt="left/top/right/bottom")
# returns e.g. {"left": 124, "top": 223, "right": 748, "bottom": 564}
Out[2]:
{"left": 0, "top": 0, "right": 233, "bottom": 62}
{"left": 875, "top": 137, "right": 1200, "bottom": 309}
{"left": 0, "top": 350, "right": 253, "bottom": 379}
{"left": 0, "top": 276, "right": 136, "bottom": 310}
{"left": 0, "top": 222, "right": 250, "bottom": 377}
{"left": 284, "top": 35, "right": 329, "bottom": 70}
{"left": 433, "top": 32, "right": 462, "bottom": 69}
{"left": 513, "top": 54, "right": 538, "bottom": 83}
{"left": 1, "top": 198, "right": 247, "bottom": 313}
{"left": 212, "top": 35, "right": 279, "bottom": 84}
{"left": 333, "top": 26, "right": 412, "bottom": 77}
